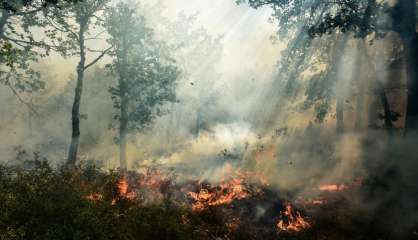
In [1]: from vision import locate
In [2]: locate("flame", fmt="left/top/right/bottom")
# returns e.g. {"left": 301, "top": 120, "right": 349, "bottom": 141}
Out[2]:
{"left": 84, "top": 168, "right": 172, "bottom": 205}
{"left": 187, "top": 176, "right": 250, "bottom": 211}
{"left": 277, "top": 202, "right": 311, "bottom": 232}
{"left": 118, "top": 178, "right": 129, "bottom": 196}
{"left": 117, "top": 177, "right": 137, "bottom": 200}
{"left": 311, "top": 199, "right": 324, "bottom": 205}
{"left": 85, "top": 192, "right": 103, "bottom": 201}
{"left": 319, "top": 184, "right": 348, "bottom": 192}
{"left": 85, "top": 177, "right": 136, "bottom": 204}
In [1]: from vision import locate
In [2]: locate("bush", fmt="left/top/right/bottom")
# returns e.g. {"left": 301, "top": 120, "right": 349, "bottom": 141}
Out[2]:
{"left": 0, "top": 161, "right": 198, "bottom": 240}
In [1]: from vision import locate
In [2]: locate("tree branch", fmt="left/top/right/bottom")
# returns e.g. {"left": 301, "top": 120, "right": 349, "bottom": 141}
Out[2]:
{"left": 45, "top": 16, "right": 79, "bottom": 40}
{"left": 4, "top": 73, "right": 40, "bottom": 116}
{"left": 15, "top": 6, "right": 44, "bottom": 16}
{"left": 84, "top": 46, "right": 111, "bottom": 70}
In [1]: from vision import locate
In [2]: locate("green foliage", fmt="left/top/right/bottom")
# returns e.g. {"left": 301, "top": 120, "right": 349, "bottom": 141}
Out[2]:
{"left": 0, "top": 161, "right": 198, "bottom": 240}
{"left": 236, "top": 0, "right": 385, "bottom": 38}
{"left": 236, "top": 0, "right": 388, "bottom": 124}
{"left": 44, "top": 0, "right": 110, "bottom": 57}
{"left": 0, "top": 40, "right": 44, "bottom": 94}
{"left": 0, "top": 0, "right": 79, "bottom": 13}
{"left": 106, "top": 2, "right": 180, "bottom": 134}
{"left": 0, "top": 0, "right": 51, "bottom": 98}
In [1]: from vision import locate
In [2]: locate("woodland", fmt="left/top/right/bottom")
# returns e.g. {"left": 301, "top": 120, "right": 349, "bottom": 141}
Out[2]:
{"left": 0, "top": 0, "right": 417, "bottom": 239}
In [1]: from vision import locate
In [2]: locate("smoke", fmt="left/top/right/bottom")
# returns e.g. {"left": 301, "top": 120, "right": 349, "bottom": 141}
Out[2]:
{"left": 0, "top": 0, "right": 373, "bottom": 193}
{"left": 1, "top": 1, "right": 418, "bottom": 232}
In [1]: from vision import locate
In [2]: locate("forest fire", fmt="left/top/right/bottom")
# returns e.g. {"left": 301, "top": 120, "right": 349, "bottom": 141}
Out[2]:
{"left": 84, "top": 169, "right": 316, "bottom": 234}
{"left": 2, "top": 0, "right": 418, "bottom": 238}
{"left": 85, "top": 177, "right": 136, "bottom": 204}
{"left": 84, "top": 169, "right": 170, "bottom": 204}
{"left": 186, "top": 176, "right": 250, "bottom": 211}
{"left": 112, "top": 176, "right": 137, "bottom": 204}
{"left": 277, "top": 202, "right": 311, "bottom": 232}
{"left": 82, "top": 167, "right": 365, "bottom": 234}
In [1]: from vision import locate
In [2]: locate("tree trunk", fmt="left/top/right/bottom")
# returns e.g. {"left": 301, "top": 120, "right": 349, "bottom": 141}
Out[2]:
{"left": 355, "top": 75, "right": 366, "bottom": 130}
{"left": 396, "top": 0, "right": 418, "bottom": 131}
{"left": 377, "top": 80, "right": 395, "bottom": 137}
{"left": 165, "top": 103, "right": 176, "bottom": 149}
{"left": 336, "top": 92, "right": 344, "bottom": 133}
{"left": 66, "top": 23, "right": 86, "bottom": 167}
{"left": 404, "top": 33, "right": 418, "bottom": 131}
{"left": 333, "top": 34, "right": 350, "bottom": 134}
{"left": 363, "top": 39, "right": 395, "bottom": 136}
{"left": 118, "top": 36, "right": 129, "bottom": 170}
{"left": 195, "top": 110, "right": 201, "bottom": 137}
{"left": 0, "top": 10, "right": 8, "bottom": 39}
{"left": 355, "top": 40, "right": 367, "bottom": 130}
{"left": 119, "top": 102, "right": 128, "bottom": 169}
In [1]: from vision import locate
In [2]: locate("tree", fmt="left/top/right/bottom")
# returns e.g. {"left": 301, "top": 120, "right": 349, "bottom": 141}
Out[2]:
{"left": 45, "top": 0, "right": 111, "bottom": 166}
{"left": 106, "top": 2, "right": 180, "bottom": 169}
{"left": 0, "top": 0, "right": 78, "bottom": 12}
{"left": 155, "top": 12, "right": 223, "bottom": 139}
{"left": 238, "top": 0, "right": 417, "bottom": 131}
{"left": 0, "top": 0, "right": 54, "bottom": 113}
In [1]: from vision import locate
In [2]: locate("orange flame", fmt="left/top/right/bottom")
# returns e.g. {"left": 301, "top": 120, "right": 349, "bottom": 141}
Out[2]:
{"left": 277, "top": 202, "right": 311, "bottom": 232}
{"left": 116, "top": 177, "right": 136, "bottom": 200}
{"left": 319, "top": 184, "right": 348, "bottom": 192}
{"left": 187, "top": 176, "right": 250, "bottom": 211}
{"left": 85, "top": 192, "right": 103, "bottom": 201}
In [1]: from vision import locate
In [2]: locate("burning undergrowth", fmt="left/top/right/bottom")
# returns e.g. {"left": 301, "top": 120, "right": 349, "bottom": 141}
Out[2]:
{"left": 80, "top": 163, "right": 371, "bottom": 239}
{"left": 1, "top": 157, "right": 413, "bottom": 240}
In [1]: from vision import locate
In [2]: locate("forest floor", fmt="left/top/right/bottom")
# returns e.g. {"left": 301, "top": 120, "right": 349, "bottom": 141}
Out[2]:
{"left": 1, "top": 160, "right": 417, "bottom": 240}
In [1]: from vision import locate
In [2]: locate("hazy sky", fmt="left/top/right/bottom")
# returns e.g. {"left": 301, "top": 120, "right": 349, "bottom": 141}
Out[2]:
{"left": 159, "top": 0, "right": 282, "bottom": 81}
{"left": 47, "top": 1, "right": 282, "bottom": 93}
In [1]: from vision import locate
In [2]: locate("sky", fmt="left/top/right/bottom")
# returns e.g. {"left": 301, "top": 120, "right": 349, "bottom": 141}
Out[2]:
{"left": 46, "top": 1, "right": 283, "bottom": 96}
{"left": 160, "top": 0, "right": 282, "bottom": 82}
{"left": 153, "top": 0, "right": 284, "bottom": 125}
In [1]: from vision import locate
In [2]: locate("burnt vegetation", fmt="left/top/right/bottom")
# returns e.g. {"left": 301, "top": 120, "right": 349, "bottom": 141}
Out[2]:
{"left": 0, "top": 158, "right": 409, "bottom": 240}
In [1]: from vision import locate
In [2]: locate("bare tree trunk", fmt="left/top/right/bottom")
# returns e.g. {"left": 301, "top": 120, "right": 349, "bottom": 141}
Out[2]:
{"left": 67, "top": 23, "right": 86, "bottom": 166}
{"left": 118, "top": 36, "right": 128, "bottom": 170}
{"left": 195, "top": 110, "right": 201, "bottom": 137}
{"left": 377, "top": 80, "right": 395, "bottom": 137}
{"left": 165, "top": 103, "right": 176, "bottom": 149}
{"left": 403, "top": 42, "right": 418, "bottom": 131}
{"left": 336, "top": 93, "right": 344, "bottom": 133}
{"left": 355, "top": 40, "right": 367, "bottom": 130}
{"left": 119, "top": 98, "right": 128, "bottom": 169}
{"left": 333, "top": 34, "right": 350, "bottom": 134}
{"left": 0, "top": 10, "right": 8, "bottom": 39}
{"left": 404, "top": 35, "right": 418, "bottom": 130}
{"left": 354, "top": 78, "right": 365, "bottom": 130}
{"left": 364, "top": 40, "right": 395, "bottom": 137}
{"left": 395, "top": 0, "right": 418, "bottom": 131}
